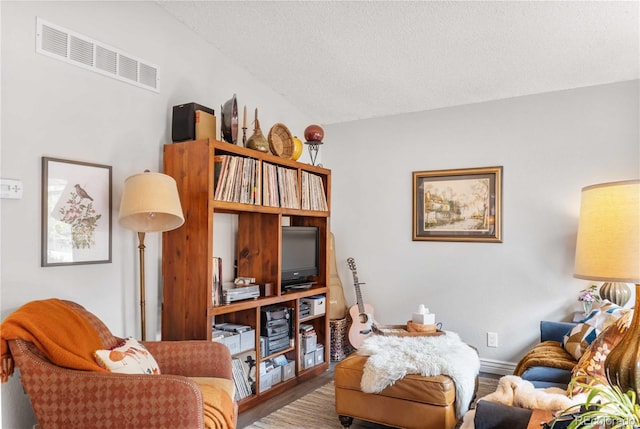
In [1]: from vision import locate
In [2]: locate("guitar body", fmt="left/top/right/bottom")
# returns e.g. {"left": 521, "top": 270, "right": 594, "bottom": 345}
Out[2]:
{"left": 346, "top": 257, "right": 376, "bottom": 349}
{"left": 347, "top": 302, "right": 375, "bottom": 349}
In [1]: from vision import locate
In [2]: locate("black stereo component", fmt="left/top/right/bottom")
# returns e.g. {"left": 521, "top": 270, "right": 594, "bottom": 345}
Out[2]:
{"left": 260, "top": 305, "right": 290, "bottom": 324}
{"left": 266, "top": 335, "right": 290, "bottom": 354}
{"left": 261, "top": 319, "right": 289, "bottom": 337}
{"left": 171, "top": 102, "right": 215, "bottom": 142}
{"left": 299, "top": 303, "right": 311, "bottom": 319}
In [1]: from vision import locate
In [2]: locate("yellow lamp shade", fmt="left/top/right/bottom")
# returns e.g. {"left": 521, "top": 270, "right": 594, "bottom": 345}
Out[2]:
{"left": 574, "top": 180, "right": 640, "bottom": 283}
{"left": 119, "top": 172, "right": 184, "bottom": 233}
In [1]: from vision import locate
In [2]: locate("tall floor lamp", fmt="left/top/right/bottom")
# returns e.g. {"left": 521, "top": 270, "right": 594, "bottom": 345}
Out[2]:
{"left": 119, "top": 171, "right": 184, "bottom": 340}
{"left": 573, "top": 179, "right": 640, "bottom": 399}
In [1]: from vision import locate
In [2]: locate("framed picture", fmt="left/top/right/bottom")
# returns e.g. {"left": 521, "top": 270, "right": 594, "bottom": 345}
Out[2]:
{"left": 42, "top": 157, "right": 112, "bottom": 266}
{"left": 412, "top": 166, "right": 502, "bottom": 242}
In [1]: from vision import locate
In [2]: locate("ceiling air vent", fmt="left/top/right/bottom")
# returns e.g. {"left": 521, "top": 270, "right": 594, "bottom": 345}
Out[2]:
{"left": 36, "top": 17, "right": 159, "bottom": 92}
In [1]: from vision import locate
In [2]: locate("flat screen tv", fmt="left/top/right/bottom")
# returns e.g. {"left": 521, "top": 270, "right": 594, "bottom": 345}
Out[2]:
{"left": 281, "top": 226, "right": 319, "bottom": 290}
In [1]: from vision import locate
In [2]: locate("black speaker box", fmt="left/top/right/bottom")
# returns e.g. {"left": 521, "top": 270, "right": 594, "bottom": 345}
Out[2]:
{"left": 171, "top": 102, "right": 215, "bottom": 142}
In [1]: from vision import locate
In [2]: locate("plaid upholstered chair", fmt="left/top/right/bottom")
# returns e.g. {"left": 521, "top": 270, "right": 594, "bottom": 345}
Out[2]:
{"left": 4, "top": 300, "right": 237, "bottom": 429}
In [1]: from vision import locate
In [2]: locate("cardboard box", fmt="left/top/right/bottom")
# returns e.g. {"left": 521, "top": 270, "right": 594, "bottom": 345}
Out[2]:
{"left": 195, "top": 109, "right": 217, "bottom": 141}
{"left": 301, "top": 295, "right": 326, "bottom": 316}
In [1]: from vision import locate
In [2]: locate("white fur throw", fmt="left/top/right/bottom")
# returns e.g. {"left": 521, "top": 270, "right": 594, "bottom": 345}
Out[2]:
{"left": 458, "top": 375, "right": 586, "bottom": 429}
{"left": 480, "top": 375, "right": 581, "bottom": 411}
{"left": 357, "top": 332, "right": 480, "bottom": 418}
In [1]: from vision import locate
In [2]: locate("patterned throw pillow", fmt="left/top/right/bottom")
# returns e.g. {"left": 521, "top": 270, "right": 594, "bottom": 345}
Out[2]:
{"left": 94, "top": 337, "right": 161, "bottom": 374}
{"left": 570, "top": 310, "right": 633, "bottom": 395}
{"left": 562, "top": 301, "right": 627, "bottom": 360}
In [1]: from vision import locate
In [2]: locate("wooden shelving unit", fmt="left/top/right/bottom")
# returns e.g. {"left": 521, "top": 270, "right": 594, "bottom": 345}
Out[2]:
{"left": 162, "top": 138, "right": 331, "bottom": 411}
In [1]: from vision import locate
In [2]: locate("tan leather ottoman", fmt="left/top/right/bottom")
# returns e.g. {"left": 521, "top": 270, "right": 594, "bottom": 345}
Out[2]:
{"left": 334, "top": 353, "right": 458, "bottom": 429}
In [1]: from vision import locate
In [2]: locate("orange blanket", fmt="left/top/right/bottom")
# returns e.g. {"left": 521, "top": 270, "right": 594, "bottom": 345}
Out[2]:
{"left": 191, "top": 377, "right": 237, "bottom": 429}
{"left": 1, "top": 299, "right": 108, "bottom": 382}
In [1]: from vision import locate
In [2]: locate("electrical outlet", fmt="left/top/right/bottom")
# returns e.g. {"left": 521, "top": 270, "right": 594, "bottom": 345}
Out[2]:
{"left": 487, "top": 332, "right": 498, "bottom": 348}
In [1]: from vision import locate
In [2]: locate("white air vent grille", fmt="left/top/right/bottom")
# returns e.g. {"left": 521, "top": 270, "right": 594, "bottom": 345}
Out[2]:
{"left": 36, "top": 17, "right": 159, "bottom": 92}
{"left": 96, "top": 45, "right": 117, "bottom": 74}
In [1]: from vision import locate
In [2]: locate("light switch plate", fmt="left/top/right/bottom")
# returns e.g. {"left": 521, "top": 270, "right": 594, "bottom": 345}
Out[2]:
{"left": 1, "top": 179, "right": 23, "bottom": 199}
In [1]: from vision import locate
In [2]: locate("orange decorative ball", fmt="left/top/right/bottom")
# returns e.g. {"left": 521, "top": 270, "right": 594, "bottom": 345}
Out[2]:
{"left": 304, "top": 125, "right": 324, "bottom": 142}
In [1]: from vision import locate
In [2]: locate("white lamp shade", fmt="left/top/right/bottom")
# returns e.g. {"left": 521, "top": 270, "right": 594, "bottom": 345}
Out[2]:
{"left": 119, "top": 171, "right": 185, "bottom": 233}
{"left": 574, "top": 179, "right": 640, "bottom": 283}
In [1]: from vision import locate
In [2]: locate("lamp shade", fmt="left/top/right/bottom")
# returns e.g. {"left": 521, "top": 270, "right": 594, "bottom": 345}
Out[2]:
{"left": 119, "top": 171, "right": 184, "bottom": 233}
{"left": 574, "top": 179, "right": 640, "bottom": 283}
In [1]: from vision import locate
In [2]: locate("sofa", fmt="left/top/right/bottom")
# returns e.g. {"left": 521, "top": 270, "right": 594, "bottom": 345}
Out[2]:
{"left": 514, "top": 320, "right": 578, "bottom": 389}
{"left": 469, "top": 303, "right": 634, "bottom": 429}
{"left": 1, "top": 299, "right": 237, "bottom": 429}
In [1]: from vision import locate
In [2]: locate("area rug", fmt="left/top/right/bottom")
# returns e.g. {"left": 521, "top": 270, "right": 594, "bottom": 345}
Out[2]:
{"left": 243, "top": 375, "right": 500, "bottom": 429}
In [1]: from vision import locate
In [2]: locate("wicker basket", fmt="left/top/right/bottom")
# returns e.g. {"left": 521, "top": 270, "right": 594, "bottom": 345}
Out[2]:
{"left": 372, "top": 323, "right": 444, "bottom": 337}
{"left": 268, "top": 123, "right": 294, "bottom": 159}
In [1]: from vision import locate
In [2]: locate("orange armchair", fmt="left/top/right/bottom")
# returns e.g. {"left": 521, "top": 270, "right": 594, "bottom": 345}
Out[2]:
{"left": 5, "top": 301, "right": 237, "bottom": 429}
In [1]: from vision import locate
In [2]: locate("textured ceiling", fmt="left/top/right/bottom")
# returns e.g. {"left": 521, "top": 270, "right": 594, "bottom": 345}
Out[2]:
{"left": 158, "top": 1, "right": 639, "bottom": 124}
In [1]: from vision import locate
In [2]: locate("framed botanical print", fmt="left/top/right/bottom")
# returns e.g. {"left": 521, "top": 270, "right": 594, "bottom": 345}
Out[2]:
{"left": 412, "top": 166, "right": 502, "bottom": 242}
{"left": 42, "top": 157, "right": 112, "bottom": 266}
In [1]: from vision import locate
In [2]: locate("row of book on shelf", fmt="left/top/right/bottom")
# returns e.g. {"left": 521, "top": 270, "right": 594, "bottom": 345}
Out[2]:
{"left": 212, "top": 257, "right": 223, "bottom": 306}
{"left": 231, "top": 355, "right": 255, "bottom": 401}
{"left": 213, "top": 154, "right": 328, "bottom": 211}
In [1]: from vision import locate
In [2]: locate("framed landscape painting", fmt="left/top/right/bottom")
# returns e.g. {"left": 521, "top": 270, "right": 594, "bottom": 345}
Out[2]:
{"left": 42, "top": 157, "right": 112, "bottom": 266}
{"left": 412, "top": 166, "right": 502, "bottom": 242}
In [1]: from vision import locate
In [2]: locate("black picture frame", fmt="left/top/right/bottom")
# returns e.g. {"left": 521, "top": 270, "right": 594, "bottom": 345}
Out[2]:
{"left": 41, "top": 157, "right": 112, "bottom": 266}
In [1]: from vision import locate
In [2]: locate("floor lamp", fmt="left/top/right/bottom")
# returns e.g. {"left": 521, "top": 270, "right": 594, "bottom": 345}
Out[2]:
{"left": 119, "top": 171, "right": 184, "bottom": 340}
{"left": 573, "top": 179, "right": 640, "bottom": 400}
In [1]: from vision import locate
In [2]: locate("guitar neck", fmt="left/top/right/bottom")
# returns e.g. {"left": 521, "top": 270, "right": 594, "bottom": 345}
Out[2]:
{"left": 352, "top": 273, "right": 366, "bottom": 314}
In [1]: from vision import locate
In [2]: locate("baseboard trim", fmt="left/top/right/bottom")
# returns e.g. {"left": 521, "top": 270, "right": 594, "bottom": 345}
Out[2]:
{"left": 480, "top": 358, "right": 516, "bottom": 376}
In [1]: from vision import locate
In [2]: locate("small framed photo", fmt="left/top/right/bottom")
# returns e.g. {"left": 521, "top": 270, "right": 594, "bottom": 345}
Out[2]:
{"left": 41, "top": 157, "right": 112, "bottom": 266}
{"left": 412, "top": 166, "right": 502, "bottom": 242}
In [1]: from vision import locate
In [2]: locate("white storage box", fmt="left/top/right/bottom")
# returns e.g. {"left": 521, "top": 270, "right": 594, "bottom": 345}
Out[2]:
{"left": 270, "top": 367, "right": 283, "bottom": 385}
{"left": 282, "top": 360, "right": 295, "bottom": 381}
{"left": 301, "top": 295, "right": 326, "bottom": 316}
{"left": 302, "top": 333, "right": 317, "bottom": 354}
{"left": 303, "top": 351, "right": 315, "bottom": 370}
{"left": 213, "top": 331, "right": 241, "bottom": 355}
{"left": 239, "top": 329, "right": 255, "bottom": 353}
{"left": 259, "top": 372, "right": 272, "bottom": 391}
{"left": 314, "top": 344, "right": 324, "bottom": 365}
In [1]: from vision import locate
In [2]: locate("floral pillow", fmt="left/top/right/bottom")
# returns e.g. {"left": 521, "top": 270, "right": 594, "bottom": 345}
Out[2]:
{"left": 562, "top": 301, "right": 627, "bottom": 360}
{"left": 570, "top": 309, "right": 633, "bottom": 395}
{"left": 94, "top": 337, "right": 160, "bottom": 375}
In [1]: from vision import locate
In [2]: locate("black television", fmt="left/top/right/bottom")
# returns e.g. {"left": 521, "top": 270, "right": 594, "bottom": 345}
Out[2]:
{"left": 281, "top": 226, "right": 319, "bottom": 291}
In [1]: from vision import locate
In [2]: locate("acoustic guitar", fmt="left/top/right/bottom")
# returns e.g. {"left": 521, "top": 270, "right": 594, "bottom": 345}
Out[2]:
{"left": 346, "top": 257, "right": 376, "bottom": 349}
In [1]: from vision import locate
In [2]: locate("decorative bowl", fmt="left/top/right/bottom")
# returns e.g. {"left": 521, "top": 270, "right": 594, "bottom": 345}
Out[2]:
{"left": 268, "top": 123, "right": 294, "bottom": 159}
{"left": 220, "top": 94, "right": 238, "bottom": 144}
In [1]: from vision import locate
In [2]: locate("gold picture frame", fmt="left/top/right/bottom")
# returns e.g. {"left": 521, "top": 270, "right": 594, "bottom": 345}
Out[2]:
{"left": 412, "top": 166, "right": 502, "bottom": 242}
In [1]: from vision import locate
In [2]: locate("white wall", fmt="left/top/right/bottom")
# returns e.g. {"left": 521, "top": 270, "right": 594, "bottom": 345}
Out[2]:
{"left": 324, "top": 80, "right": 639, "bottom": 372}
{"left": 0, "top": 2, "right": 313, "bottom": 427}
{"left": 1, "top": 2, "right": 638, "bottom": 427}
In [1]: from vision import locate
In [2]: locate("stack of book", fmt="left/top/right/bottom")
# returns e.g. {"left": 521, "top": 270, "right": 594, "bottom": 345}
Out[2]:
{"left": 214, "top": 155, "right": 261, "bottom": 204}
{"left": 301, "top": 171, "right": 328, "bottom": 211}
{"left": 263, "top": 163, "right": 300, "bottom": 209}
{"left": 211, "top": 257, "right": 223, "bottom": 306}
{"left": 231, "top": 357, "right": 253, "bottom": 400}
